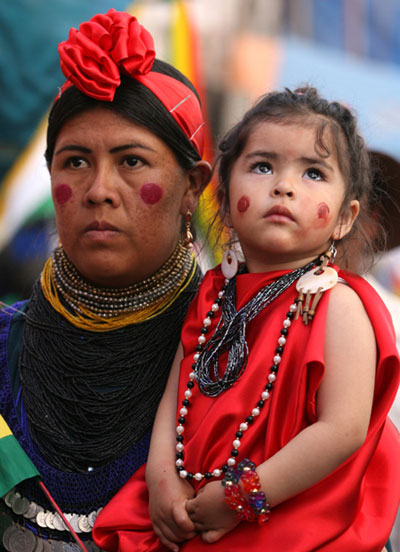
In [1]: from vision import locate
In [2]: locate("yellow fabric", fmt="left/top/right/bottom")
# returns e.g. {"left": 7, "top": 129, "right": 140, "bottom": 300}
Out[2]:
{"left": 0, "top": 415, "right": 12, "bottom": 439}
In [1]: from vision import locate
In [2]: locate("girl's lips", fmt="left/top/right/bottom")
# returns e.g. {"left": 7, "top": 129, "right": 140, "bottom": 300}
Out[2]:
{"left": 264, "top": 205, "right": 295, "bottom": 222}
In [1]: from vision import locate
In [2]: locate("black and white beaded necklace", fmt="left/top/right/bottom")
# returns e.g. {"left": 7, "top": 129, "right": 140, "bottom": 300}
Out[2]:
{"left": 175, "top": 255, "right": 323, "bottom": 482}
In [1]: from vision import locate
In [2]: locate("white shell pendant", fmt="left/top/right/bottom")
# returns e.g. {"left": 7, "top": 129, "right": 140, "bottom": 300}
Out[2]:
{"left": 295, "top": 266, "right": 338, "bottom": 324}
{"left": 296, "top": 266, "right": 338, "bottom": 294}
{"left": 221, "top": 249, "right": 238, "bottom": 279}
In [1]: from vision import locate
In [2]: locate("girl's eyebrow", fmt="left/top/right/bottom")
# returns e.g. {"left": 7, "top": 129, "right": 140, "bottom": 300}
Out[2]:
{"left": 244, "top": 151, "right": 334, "bottom": 172}
{"left": 244, "top": 150, "right": 278, "bottom": 160}
{"left": 301, "top": 157, "right": 334, "bottom": 172}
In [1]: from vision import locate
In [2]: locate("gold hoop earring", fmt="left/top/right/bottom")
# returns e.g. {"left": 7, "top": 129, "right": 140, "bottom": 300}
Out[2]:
{"left": 183, "top": 209, "right": 194, "bottom": 249}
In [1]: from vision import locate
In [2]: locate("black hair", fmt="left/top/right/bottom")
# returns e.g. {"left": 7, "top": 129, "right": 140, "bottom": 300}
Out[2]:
{"left": 216, "top": 86, "right": 380, "bottom": 272}
{"left": 45, "top": 59, "right": 201, "bottom": 170}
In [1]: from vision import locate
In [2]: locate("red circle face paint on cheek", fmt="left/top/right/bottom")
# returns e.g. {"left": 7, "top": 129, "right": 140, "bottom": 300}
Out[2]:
{"left": 237, "top": 195, "right": 250, "bottom": 213}
{"left": 317, "top": 202, "right": 330, "bottom": 219}
{"left": 140, "top": 183, "right": 163, "bottom": 205}
{"left": 54, "top": 184, "right": 72, "bottom": 205}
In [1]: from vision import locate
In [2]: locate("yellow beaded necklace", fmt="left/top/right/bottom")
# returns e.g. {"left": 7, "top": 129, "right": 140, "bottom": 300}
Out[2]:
{"left": 40, "top": 241, "right": 197, "bottom": 332}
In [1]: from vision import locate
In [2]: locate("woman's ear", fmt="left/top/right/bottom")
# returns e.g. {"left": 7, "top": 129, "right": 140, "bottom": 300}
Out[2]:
{"left": 180, "top": 161, "right": 212, "bottom": 215}
{"left": 332, "top": 199, "right": 360, "bottom": 240}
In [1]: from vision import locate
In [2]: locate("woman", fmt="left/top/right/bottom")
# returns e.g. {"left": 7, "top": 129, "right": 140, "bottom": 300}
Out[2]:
{"left": 0, "top": 9, "right": 211, "bottom": 552}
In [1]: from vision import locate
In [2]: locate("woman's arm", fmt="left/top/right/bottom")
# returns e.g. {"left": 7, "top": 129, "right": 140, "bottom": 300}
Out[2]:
{"left": 146, "top": 343, "right": 197, "bottom": 551}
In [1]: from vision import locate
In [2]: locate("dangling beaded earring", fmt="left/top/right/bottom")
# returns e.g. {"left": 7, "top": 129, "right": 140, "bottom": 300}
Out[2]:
{"left": 183, "top": 209, "right": 194, "bottom": 249}
{"left": 295, "top": 241, "right": 337, "bottom": 324}
{"left": 221, "top": 236, "right": 239, "bottom": 280}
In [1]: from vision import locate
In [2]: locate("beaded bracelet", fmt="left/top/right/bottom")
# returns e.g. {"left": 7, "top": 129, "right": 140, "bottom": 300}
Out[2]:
{"left": 222, "top": 458, "right": 270, "bottom": 526}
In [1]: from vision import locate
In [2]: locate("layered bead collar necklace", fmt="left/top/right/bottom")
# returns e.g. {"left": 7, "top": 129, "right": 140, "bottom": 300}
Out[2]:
{"left": 40, "top": 239, "right": 195, "bottom": 331}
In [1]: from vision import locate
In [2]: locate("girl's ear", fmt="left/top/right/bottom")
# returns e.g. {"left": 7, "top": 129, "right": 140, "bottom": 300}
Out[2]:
{"left": 180, "top": 161, "right": 212, "bottom": 215}
{"left": 332, "top": 199, "right": 360, "bottom": 240}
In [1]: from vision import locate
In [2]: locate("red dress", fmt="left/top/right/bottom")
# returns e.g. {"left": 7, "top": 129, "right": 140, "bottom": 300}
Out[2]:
{"left": 93, "top": 267, "right": 400, "bottom": 551}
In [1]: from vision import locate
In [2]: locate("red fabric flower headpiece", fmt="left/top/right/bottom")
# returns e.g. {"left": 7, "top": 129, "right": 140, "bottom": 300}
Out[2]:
{"left": 58, "top": 9, "right": 204, "bottom": 156}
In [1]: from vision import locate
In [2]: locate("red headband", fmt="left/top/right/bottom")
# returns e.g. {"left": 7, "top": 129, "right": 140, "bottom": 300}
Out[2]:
{"left": 57, "top": 9, "right": 204, "bottom": 156}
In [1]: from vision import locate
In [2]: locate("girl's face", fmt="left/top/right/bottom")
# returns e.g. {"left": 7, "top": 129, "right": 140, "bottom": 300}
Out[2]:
{"left": 50, "top": 108, "right": 205, "bottom": 287}
{"left": 228, "top": 120, "right": 359, "bottom": 272}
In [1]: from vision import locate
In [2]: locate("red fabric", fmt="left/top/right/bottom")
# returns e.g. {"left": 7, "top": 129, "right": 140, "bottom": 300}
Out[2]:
{"left": 57, "top": 9, "right": 204, "bottom": 156}
{"left": 93, "top": 267, "right": 400, "bottom": 551}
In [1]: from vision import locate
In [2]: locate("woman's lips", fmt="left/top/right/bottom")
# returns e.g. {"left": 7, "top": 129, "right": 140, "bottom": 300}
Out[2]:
{"left": 84, "top": 221, "right": 121, "bottom": 240}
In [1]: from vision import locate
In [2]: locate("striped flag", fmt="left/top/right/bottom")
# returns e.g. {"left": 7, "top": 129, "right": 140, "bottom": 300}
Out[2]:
{"left": 0, "top": 415, "right": 40, "bottom": 498}
{"left": 168, "top": 0, "right": 226, "bottom": 266}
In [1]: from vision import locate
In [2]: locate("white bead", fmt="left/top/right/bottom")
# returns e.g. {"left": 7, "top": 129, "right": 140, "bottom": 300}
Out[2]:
{"left": 261, "top": 391, "right": 270, "bottom": 400}
{"left": 203, "top": 317, "right": 211, "bottom": 326}
{"left": 273, "top": 355, "right": 281, "bottom": 364}
{"left": 193, "top": 353, "right": 200, "bottom": 361}
{"left": 212, "top": 468, "right": 222, "bottom": 477}
{"left": 180, "top": 407, "right": 188, "bottom": 416}
{"left": 176, "top": 425, "right": 184, "bottom": 434}
{"left": 283, "top": 319, "right": 291, "bottom": 328}
{"left": 198, "top": 335, "right": 206, "bottom": 344}
{"left": 176, "top": 443, "right": 184, "bottom": 452}
{"left": 225, "top": 279, "right": 229, "bottom": 285}
{"left": 290, "top": 303, "right": 297, "bottom": 312}
{"left": 189, "top": 371, "right": 196, "bottom": 380}
{"left": 227, "top": 458, "right": 236, "bottom": 466}
{"left": 211, "top": 303, "right": 219, "bottom": 312}
{"left": 184, "top": 389, "right": 192, "bottom": 399}
{"left": 268, "top": 373, "right": 277, "bottom": 382}
{"left": 240, "top": 422, "right": 248, "bottom": 431}
{"left": 194, "top": 473, "right": 204, "bottom": 481}
{"left": 179, "top": 470, "right": 188, "bottom": 478}
{"left": 233, "top": 439, "right": 241, "bottom": 449}
{"left": 252, "top": 407, "right": 260, "bottom": 416}
{"left": 278, "top": 336, "right": 286, "bottom": 346}
{"left": 218, "top": 292, "right": 225, "bottom": 299}
{"left": 176, "top": 459, "right": 183, "bottom": 466}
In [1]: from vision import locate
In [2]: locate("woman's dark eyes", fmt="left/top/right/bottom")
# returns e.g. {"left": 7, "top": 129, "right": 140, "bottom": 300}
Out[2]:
{"left": 67, "top": 157, "right": 88, "bottom": 169}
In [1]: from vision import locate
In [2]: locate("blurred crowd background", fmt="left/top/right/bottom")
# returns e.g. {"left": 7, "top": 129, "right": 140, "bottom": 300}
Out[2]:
{"left": 1, "top": 0, "right": 400, "bottom": 544}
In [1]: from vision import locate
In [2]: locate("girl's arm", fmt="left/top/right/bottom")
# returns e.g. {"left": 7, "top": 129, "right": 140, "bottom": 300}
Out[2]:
{"left": 255, "top": 282, "right": 376, "bottom": 505}
{"left": 186, "top": 283, "right": 377, "bottom": 542}
{"left": 146, "top": 342, "right": 197, "bottom": 552}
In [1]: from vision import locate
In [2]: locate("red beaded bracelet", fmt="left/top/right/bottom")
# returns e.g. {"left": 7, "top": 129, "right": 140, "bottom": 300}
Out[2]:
{"left": 222, "top": 458, "right": 270, "bottom": 525}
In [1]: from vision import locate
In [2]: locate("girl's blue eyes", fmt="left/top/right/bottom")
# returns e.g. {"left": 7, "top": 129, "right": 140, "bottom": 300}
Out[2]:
{"left": 304, "top": 168, "right": 324, "bottom": 181}
{"left": 250, "top": 162, "right": 325, "bottom": 181}
{"left": 251, "top": 162, "right": 272, "bottom": 174}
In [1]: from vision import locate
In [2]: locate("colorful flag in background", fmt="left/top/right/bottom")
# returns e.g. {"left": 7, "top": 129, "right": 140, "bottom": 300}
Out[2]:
{"left": 0, "top": 415, "right": 40, "bottom": 498}
{"left": 168, "top": 0, "right": 225, "bottom": 266}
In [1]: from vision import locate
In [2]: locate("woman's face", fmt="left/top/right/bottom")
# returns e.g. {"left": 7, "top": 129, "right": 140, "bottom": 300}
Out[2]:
{"left": 50, "top": 107, "right": 198, "bottom": 287}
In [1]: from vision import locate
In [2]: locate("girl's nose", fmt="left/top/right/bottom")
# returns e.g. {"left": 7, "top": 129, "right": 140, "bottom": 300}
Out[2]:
{"left": 271, "top": 178, "right": 295, "bottom": 198}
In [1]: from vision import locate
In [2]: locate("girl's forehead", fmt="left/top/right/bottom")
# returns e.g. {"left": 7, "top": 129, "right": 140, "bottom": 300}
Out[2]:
{"left": 243, "top": 118, "right": 340, "bottom": 161}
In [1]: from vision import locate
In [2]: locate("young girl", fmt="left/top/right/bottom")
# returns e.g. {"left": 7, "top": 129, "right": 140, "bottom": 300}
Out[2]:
{"left": 93, "top": 87, "right": 400, "bottom": 551}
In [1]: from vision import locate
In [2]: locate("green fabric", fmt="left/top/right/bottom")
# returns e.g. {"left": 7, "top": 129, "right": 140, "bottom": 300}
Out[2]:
{"left": 0, "top": 434, "right": 40, "bottom": 497}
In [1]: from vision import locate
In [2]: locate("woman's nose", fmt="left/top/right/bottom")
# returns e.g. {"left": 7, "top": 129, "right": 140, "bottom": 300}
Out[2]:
{"left": 84, "top": 165, "right": 121, "bottom": 207}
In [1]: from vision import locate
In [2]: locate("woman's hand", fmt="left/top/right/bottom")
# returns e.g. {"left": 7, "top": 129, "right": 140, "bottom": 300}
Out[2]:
{"left": 148, "top": 473, "right": 197, "bottom": 552}
{"left": 185, "top": 480, "right": 240, "bottom": 544}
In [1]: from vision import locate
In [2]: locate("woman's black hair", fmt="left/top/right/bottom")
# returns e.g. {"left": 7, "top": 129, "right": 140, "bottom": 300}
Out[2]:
{"left": 216, "top": 86, "right": 381, "bottom": 273}
{"left": 45, "top": 59, "right": 201, "bottom": 170}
